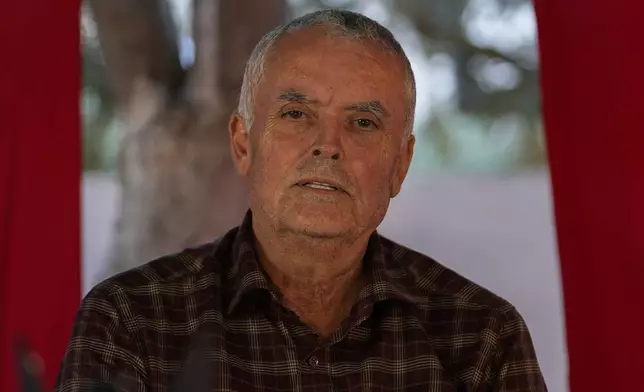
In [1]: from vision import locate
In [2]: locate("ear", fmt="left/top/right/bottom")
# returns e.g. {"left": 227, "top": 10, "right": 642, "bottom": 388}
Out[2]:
{"left": 390, "top": 134, "right": 415, "bottom": 198}
{"left": 229, "top": 112, "right": 252, "bottom": 176}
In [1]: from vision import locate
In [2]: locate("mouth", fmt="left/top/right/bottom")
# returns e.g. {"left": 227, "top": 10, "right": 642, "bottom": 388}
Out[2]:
{"left": 296, "top": 179, "right": 344, "bottom": 192}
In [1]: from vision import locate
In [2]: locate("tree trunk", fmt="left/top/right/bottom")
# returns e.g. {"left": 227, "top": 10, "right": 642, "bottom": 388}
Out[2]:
{"left": 88, "top": 0, "right": 288, "bottom": 278}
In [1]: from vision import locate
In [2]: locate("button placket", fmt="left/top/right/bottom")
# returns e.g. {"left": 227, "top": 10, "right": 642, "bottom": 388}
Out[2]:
{"left": 308, "top": 355, "right": 320, "bottom": 367}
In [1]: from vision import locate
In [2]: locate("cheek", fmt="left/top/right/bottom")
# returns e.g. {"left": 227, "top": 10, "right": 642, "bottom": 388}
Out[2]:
{"left": 351, "top": 153, "right": 396, "bottom": 204}
{"left": 249, "top": 137, "right": 303, "bottom": 193}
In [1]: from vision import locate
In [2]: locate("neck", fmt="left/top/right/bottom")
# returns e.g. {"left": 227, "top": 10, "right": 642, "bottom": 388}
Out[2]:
{"left": 252, "top": 220, "right": 370, "bottom": 337}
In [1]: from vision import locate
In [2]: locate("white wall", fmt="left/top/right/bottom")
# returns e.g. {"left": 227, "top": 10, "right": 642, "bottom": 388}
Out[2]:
{"left": 82, "top": 170, "right": 568, "bottom": 392}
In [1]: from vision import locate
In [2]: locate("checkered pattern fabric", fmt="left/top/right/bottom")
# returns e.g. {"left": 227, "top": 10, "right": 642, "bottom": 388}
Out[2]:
{"left": 55, "top": 211, "right": 547, "bottom": 391}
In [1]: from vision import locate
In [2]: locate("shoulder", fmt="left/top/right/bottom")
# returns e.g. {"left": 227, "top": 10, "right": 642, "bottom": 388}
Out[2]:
{"left": 378, "top": 235, "right": 544, "bottom": 386}
{"left": 379, "top": 234, "right": 525, "bottom": 326}
{"left": 95, "top": 242, "right": 218, "bottom": 295}
{"left": 81, "top": 226, "right": 239, "bottom": 322}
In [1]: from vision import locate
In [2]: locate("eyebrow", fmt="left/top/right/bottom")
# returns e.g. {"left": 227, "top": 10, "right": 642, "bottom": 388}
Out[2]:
{"left": 276, "top": 89, "right": 389, "bottom": 117}
{"left": 344, "top": 101, "right": 390, "bottom": 117}
{"left": 276, "top": 89, "right": 317, "bottom": 103}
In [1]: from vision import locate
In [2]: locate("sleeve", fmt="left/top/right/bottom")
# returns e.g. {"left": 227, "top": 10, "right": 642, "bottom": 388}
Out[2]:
{"left": 492, "top": 309, "right": 548, "bottom": 392}
{"left": 53, "top": 287, "right": 148, "bottom": 392}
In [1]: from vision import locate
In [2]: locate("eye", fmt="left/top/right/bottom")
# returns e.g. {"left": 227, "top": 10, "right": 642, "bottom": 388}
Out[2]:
{"left": 355, "top": 118, "right": 377, "bottom": 129}
{"left": 281, "top": 110, "right": 305, "bottom": 119}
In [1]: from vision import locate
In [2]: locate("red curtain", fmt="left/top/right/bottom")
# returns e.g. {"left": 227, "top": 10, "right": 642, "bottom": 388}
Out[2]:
{"left": 0, "top": 1, "right": 81, "bottom": 390}
{"left": 536, "top": 1, "right": 644, "bottom": 390}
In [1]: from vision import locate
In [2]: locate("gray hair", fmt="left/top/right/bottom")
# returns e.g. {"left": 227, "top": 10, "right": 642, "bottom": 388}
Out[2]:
{"left": 237, "top": 9, "right": 417, "bottom": 136}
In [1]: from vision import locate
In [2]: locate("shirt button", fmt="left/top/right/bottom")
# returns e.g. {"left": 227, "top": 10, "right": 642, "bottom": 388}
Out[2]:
{"left": 308, "top": 356, "right": 320, "bottom": 367}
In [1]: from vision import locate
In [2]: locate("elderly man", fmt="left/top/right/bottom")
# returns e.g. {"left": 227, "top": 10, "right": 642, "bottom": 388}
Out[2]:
{"left": 56, "top": 9, "right": 547, "bottom": 392}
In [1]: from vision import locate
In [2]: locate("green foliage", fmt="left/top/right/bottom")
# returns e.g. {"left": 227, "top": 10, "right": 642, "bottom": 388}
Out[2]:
{"left": 81, "top": 0, "right": 545, "bottom": 173}
{"left": 82, "top": 14, "right": 119, "bottom": 171}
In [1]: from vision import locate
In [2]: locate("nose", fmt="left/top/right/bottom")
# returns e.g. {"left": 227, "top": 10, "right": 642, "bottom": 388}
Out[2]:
{"left": 312, "top": 149, "right": 339, "bottom": 160}
{"left": 311, "top": 119, "right": 342, "bottom": 160}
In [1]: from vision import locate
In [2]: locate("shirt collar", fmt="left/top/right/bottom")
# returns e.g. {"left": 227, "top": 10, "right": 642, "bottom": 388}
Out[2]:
{"left": 225, "top": 210, "right": 428, "bottom": 315}
{"left": 225, "top": 211, "right": 272, "bottom": 314}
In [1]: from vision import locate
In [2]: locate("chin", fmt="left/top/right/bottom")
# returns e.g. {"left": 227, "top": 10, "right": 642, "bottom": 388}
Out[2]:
{"left": 279, "top": 205, "right": 355, "bottom": 239}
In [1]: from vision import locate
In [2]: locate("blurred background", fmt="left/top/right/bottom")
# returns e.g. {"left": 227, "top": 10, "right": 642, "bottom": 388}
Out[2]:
{"left": 81, "top": 0, "right": 566, "bottom": 391}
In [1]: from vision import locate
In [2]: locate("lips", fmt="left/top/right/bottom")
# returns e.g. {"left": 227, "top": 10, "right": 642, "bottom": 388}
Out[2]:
{"left": 296, "top": 178, "right": 345, "bottom": 192}
{"left": 301, "top": 181, "right": 338, "bottom": 191}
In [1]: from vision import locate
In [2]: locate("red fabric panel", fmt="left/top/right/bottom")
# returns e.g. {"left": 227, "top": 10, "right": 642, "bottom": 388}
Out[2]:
{"left": 0, "top": 0, "right": 81, "bottom": 390}
{"left": 536, "top": 1, "right": 644, "bottom": 391}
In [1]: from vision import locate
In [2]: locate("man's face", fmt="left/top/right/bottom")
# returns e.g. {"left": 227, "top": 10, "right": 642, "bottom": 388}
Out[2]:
{"left": 230, "top": 27, "right": 414, "bottom": 240}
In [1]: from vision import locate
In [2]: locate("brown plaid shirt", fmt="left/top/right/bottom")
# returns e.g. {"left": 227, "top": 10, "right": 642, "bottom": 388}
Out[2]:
{"left": 55, "top": 212, "right": 547, "bottom": 391}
